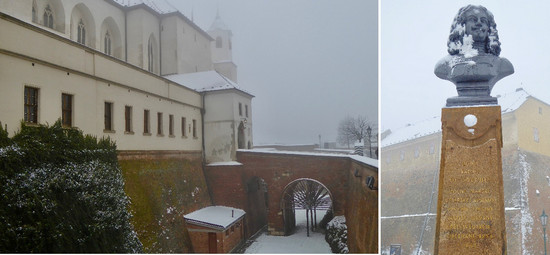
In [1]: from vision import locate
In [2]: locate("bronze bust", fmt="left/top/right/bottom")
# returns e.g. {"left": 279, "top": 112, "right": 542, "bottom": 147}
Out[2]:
{"left": 435, "top": 5, "right": 514, "bottom": 106}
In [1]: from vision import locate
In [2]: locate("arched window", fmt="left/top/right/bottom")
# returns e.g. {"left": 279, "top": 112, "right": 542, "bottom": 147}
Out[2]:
{"left": 43, "top": 5, "right": 54, "bottom": 29}
{"left": 148, "top": 38, "right": 154, "bottom": 72}
{"left": 32, "top": 3, "right": 37, "bottom": 23}
{"left": 77, "top": 19, "right": 86, "bottom": 44}
{"left": 104, "top": 31, "right": 111, "bottom": 55}
{"left": 216, "top": 36, "right": 222, "bottom": 48}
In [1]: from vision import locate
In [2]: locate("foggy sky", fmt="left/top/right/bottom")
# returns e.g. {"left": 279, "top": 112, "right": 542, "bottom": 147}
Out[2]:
{"left": 167, "top": 0, "right": 378, "bottom": 145}
{"left": 382, "top": 0, "right": 550, "bottom": 134}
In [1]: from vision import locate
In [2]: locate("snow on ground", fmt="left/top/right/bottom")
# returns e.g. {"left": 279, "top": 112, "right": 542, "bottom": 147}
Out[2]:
{"left": 244, "top": 209, "right": 332, "bottom": 254}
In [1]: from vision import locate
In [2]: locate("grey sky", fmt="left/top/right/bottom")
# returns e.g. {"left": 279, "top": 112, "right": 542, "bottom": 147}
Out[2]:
{"left": 382, "top": 0, "right": 550, "bottom": 133}
{"left": 167, "top": 0, "right": 378, "bottom": 145}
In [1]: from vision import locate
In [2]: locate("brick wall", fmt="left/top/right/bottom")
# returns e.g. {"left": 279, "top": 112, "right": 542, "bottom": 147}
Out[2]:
{"left": 204, "top": 150, "right": 378, "bottom": 253}
{"left": 118, "top": 150, "right": 211, "bottom": 253}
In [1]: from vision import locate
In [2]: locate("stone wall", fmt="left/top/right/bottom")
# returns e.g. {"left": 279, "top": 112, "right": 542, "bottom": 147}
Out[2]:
{"left": 118, "top": 150, "right": 211, "bottom": 253}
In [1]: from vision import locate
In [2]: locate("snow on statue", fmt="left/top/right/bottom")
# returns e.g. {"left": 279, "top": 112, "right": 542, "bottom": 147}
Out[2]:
{"left": 434, "top": 5, "right": 514, "bottom": 107}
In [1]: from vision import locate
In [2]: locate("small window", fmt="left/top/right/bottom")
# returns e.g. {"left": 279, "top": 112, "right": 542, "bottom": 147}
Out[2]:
{"left": 169, "top": 114, "right": 174, "bottom": 136}
{"left": 192, "top": 119, "right": 197, "bottom": 138}
{"left": 216, "top": 36, "right": 222, "bottom": 48}
{"left": 61, "top": 93, "right": 73, "bottom": 127}
{"left": 157, "top": 112, "right": 163, "bottom": 135}
{"left": 43, "top": 5, "right": 53, "bottom": 29}
{"left": 181, "top": 117, "right": 187, "bottom": 137}
{"left": 225, "top": 230, "right": 229, "bottom": 236}
{"left": 429, "top": 143, "right": 435, "bottom": 154}
{"left": 104, "top": 102, "right": 113, "bottom": 131}
{"left": 414, "top": 147, "right": 420, "bottom": 158}
{"left": 24, "top": 86, "right": 39, "bottom": 124}
{"left": 144, "top": 110, "right": 150, "bottom": 134}
{"left": 32, "top": 4, "right": 37, "bottom": 23}
{"left": 539, "top": 107, "right": 543, "bottom": 115}
{"left": 400, "top": 150, "right": 405, "bottom": 161}
{"left": 534, "top": 127, "right": 540, "bottom": 143}
{"left": 148, "top": 37, "right": 154, "bottom": 72}
{"left": 77, "top": 19, "right": 86, "bottom": 45}
{"left": 245, "top": 105, "right": 249, "bottom": 118}
{"left": 125, "top": 106, "right": 133, "bottom": 133}
{"left": 239, "top": 103, "right": 242, "bottom": 116}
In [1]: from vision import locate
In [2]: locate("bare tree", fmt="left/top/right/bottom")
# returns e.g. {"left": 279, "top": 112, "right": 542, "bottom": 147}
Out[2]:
{"left": 337, "top": 115, "right": 376, "bottom": 146}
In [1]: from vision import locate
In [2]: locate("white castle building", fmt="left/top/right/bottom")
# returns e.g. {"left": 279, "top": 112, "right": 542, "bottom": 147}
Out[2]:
{"left": 0, "top": 0, "right": 252, "bottom": 163}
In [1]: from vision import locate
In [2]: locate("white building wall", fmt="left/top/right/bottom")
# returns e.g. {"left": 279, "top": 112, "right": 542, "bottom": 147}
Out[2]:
{"left": 203, "top": 90, "right": 252, "bottom": 163}
{"left": 0, "top": 14, "right": 202, "bottom": 151}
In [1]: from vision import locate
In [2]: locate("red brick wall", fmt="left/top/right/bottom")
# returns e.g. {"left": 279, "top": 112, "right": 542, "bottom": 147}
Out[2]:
{"left": 346, "top": 159, "right": 378, "bottom": 253}
{"left": 204, "top": 151, "right": 351, "bottom": 237}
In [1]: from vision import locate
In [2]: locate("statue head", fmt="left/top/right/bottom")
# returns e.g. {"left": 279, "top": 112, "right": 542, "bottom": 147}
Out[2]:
{"left": 447, "top": 5, "right": 501, "bottom": 56}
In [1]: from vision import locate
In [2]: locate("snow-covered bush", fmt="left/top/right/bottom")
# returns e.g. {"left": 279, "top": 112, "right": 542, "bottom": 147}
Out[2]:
{"left": 0, "top": 121, "right": 142, "bottom": 253}
{"left": 325, "top": 215, "right": 349, "bottom": 253}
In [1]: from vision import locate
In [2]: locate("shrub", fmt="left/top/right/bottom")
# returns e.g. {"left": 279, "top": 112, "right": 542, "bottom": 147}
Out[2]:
{"left": 325, "top": 216, "right": 349, "bottom": 253}
{"left": 0, "top": 121, "right": 142, "bottom": 253}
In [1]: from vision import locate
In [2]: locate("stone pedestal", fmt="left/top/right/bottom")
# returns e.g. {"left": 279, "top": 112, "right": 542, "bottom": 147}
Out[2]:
{"left": 434, "top": 106, "right": 506, "bottom": 255}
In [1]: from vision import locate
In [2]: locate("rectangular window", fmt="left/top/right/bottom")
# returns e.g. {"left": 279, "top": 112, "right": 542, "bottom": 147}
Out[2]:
{"left": 24, "top": 86, "right": 39, "bottom": 124}
{"left": 181, "top": 117, "right": 187, "bottom": 137}
{"left": 157, "top": 112, "right": 163, "bottom": 135}
{"left": 245, "top": 105, "right": 249, "bottom": 118}
{"left": 61, "top": 93, "right": 73, "bottom": 127}
{"left": 125, "top": 106, "right": 133, "bottom": 133}
{"left": 239, "top": 103, "right": 242, "bottom": 116}
{"left": 144, "top": 109, "right": 150, "bottom": 134}
{"left": 169, "top": 114, "right": 174, "bottom": 136}
{"left": 192, "top": 119, "right": 197, "bottom": 138}
{"left": 104, "top": 102, "right": 113, "bottom": 131}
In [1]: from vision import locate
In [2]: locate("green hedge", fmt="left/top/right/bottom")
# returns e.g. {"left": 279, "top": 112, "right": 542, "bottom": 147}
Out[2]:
{"left": 0, "top": 121, "right": 142, "bottom": 253}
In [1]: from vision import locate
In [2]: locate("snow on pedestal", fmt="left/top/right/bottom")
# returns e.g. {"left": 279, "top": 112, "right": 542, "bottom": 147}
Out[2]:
{"left": 184, "top": 206, "right": 245, "bottom": 230}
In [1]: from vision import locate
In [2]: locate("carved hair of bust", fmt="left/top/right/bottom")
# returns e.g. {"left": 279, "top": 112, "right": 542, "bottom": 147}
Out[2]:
{"left": 447, "top": 5, "right": 501, "bottom": 56}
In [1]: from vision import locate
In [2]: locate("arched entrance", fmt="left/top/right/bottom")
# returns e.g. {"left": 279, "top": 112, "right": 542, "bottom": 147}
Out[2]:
{"left": 280, "top": 178, "right": 333, "bottom": 236}
{"left": 246, "top": 177, "right": 268, "bottom": 236}
{"left": 237, "top": 121, "right": 245, "bottom": 149}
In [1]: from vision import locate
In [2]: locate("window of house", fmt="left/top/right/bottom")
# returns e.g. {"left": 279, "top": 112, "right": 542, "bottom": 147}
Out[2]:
{"left": 169, "top": 114, "right": 174, "bottom": 136}
{"left": 540, "top": 107, "right": 543, "bottom": 115}
{"left": 148, "top": 38, "right": 154, "bottom": 72}
{"left": 77, "top": 19, "right": 86, "bottom": 45}
{"left": 192, "top": 119, "right": 197, "bottom": 138}
{"left": 125, "top": 106, "right": 133, "bottom": 133}
{"left": 245, "top": 105, "right": 249, "bottom": 118}
{"left": 24, "top": 86, "right": 39, "bottom": 124}
{"left": 414, "top": 147, "right": 420, "bottom": 158}
{"left": 239, "top": 103, "right": 242, "bottom": 116}
{"left": 181, "top": 117, "right": 187, "bottom": 137}
{"left": 144, "top": 109, "right": 150, "bottom": 134}
{"left": 216, "top": 36, "right": 222, "bottom": 48}
{"left": 157, "top": 112, "right": 163, "bottom": 135}
{"left": 43, "top": 5, "right": 53, "bottom": 29}
{"left": 400, "top": 150, "right": 405, "bottom": 161}
{"left": 104, "top": 102, "right": 113, "bottom": 131}
{"left": 104, "top": 31, "right": 111, "bottom": 56}
{"left": 429, "top": 143, "right": 435, "bottom": 154}
{"left": 61, "top": 93, "right": 73, "bottom": 127}
{"left": 534, "top": 127, "right": 540, "bottom": 143}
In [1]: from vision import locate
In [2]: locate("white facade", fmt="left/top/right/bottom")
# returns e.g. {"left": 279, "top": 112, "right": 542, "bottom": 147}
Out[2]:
{"left": 166, "top": 71, "right": 253, "bottom": 163}
{"left": 0, "top": 0, "right": 253, "bottom": 157}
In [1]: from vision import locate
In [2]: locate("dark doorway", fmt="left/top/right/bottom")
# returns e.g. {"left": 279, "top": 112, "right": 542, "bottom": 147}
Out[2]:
{"left": 208, "top": 232, "right": 217, "bottom": 253}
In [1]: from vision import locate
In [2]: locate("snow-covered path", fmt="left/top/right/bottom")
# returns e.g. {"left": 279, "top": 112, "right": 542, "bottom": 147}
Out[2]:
{"left": 244, "top": 209, "right": 332, "bottom": 254}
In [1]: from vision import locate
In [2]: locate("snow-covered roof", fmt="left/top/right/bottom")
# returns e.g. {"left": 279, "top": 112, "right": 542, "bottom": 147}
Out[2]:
{"left": 382, "top": 88, "right": 532, "bottom": 147}
{"left": 239, "top": 149, "right": 378, "bottom": 168}
{"left": 164, "top": 71, "right": 253, "bottom": 97}
{"left": 112, "top": 0, "right": 178, "bottom": 14}
{"left": 184, "top": 206, "right": 245, "bottom": 230}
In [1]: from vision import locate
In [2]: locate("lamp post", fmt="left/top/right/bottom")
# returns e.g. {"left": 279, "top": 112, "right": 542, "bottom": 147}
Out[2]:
{"left": 366, "top": 125, "right": 372, "bottom": 158}
{"left": 542, "top": 210, "right": 548, "bottom": 255}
